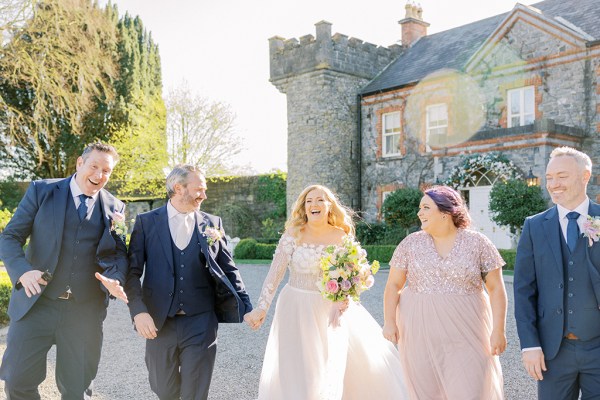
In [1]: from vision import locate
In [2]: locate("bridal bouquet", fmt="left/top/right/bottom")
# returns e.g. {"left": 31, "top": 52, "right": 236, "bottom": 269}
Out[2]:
{"left": 317, "top": 236, "right": 380, "bottom": 326}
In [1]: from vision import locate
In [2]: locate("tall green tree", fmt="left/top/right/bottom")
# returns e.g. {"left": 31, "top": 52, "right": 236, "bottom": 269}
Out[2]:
{"left": 0, "top": 0, "right": 118, "bottom": 179}
{"left": 106, "top": 13, "right": 167, "bottom": 197}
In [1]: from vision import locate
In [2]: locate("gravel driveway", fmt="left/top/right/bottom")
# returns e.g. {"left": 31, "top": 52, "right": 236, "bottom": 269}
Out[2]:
{"left": 0, "top": 266, "right": 536, "bottom": 399}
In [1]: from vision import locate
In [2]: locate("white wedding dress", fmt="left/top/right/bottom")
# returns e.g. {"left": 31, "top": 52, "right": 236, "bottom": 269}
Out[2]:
{"left": 256, "top": 233, "right": 409, "bottom": 400}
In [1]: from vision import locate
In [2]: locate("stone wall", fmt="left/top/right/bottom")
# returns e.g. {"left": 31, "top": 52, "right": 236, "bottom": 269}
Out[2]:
{"left": 124, "top": 176, "right": 285, "bottom": 239}
{"left": 270, "top": 21, "right": 400, "bottom": 210}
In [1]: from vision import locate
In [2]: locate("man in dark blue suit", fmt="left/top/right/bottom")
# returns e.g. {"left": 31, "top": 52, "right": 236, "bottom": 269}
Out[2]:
{"left": 125, "top": 164, "right": 253, "bottom": 400}
{"left": 515, "top": 146, "right": 600, "bottom": 399}
{"left": 0, "top": 143, "right": 129, "bottom": 399}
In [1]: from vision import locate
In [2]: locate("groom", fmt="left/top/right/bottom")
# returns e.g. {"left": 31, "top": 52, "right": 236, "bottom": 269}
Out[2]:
{"left": 0, "top": 143, "right": 129, "bottom": 399}
{"left": 514, "top": 146, "right": 600, "bottom": 399}
{"left": 125, "top": 164, "right": 253, "bottom": 400}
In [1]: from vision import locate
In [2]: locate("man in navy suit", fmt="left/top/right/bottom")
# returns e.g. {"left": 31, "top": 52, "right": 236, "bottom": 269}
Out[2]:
{"left": 0, "top": 143, "right": 129, "bottom": 399}
{"left": 125, "top": 164, "right": 253, "bottom": 400}
{"left": 515, "top": 146, "right": 600, "bottom": 399}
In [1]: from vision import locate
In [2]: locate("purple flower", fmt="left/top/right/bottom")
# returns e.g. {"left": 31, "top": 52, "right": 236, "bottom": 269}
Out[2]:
{"left": 340, "top": 279, "right": 352, "bottom": 291}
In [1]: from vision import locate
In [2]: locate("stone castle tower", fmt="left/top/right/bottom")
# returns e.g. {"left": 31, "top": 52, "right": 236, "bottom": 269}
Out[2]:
{"left": 269, "top": 21, "right": 401, "bottom": 210}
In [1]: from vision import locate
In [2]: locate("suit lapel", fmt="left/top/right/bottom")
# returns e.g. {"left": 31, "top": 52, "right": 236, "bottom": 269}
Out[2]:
{"left": 543, "top": 206, "right": 564, "bottom": 275}
{"left": 155, "top": 206, "right": 175, "bottom": 272}
{"left": 53, "top": 177, "right": 71, "bottom": 251}
{"left": 98, "top": 189, "right": 112, "bottom": 230}
{"left": 195, "top": 211, "right": 209, "bottom": 257}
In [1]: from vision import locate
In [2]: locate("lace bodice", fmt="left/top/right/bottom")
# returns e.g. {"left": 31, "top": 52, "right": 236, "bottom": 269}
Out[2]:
{"left": 257, "top": 233, "right": 325, "bottom": 312}
{"left": 390, "top": 229, "right": 504, "bottom": 295}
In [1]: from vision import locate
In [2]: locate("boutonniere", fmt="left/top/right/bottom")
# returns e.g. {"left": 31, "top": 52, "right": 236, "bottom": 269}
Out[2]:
{"left": 204, "top": 226, "right": 223, "bottom": 246}
{"left": 111, "top": 212, "right": 127, "bottom": 238}
{"left": 582, "top": 215, "right": 600, "bottom": 247}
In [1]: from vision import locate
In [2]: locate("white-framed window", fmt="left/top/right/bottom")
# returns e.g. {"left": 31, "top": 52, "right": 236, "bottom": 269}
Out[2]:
{"left": 426, "top": 103, "right": 448, "bottom": 150}
{"left": 507, "top": 86, "right": 535, "bottom": 128}
{"left": 382, "top": 112, "right": 401, "bottom": 157}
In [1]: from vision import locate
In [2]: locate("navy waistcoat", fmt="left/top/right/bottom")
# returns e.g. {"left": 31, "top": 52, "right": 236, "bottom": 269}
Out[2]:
{"left": 561, "top": 230, "right": 600, "bottom": 340}
{"left": 44, "top": 192, "right": 105, "bottom": 301}
{"left": 168, "top": 225, "right": 215, "bottom": 317}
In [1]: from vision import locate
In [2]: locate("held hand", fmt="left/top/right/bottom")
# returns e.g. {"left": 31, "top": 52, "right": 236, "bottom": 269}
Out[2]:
{"left": 17, "top": 270, "right": 49, "bottom": 298}
{"left": 244, "top": 309, "right": 266, "bottom": 331}
{"left": 134, "top": 312, "right": 158, "bottom": 339}
{"left": 490, "top": 329, "right": 507, "bottom": 356}
{"left": 522, "top": 349, "right": 546, "bottom": 381}
{"left": 382, "top": 322, "right": 399, "bottom": 344}
{"left": 95, "top": 272, "right": 128, "bottom": 303}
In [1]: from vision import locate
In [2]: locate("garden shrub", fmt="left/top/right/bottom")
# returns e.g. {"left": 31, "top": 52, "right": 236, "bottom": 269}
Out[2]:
{"left": 234, "top": 238, "right": 258, "bottom": 259}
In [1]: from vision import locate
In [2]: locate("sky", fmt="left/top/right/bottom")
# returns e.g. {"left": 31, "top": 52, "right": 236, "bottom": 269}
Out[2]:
{"left": 104, "top": 0, "right": 537, "bottom": 174}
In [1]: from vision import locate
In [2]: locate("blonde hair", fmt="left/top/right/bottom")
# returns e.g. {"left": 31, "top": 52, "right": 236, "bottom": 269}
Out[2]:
{"left": 550, "top": 146, "right": 592, "bottom": 173}
{"left": 285, "top": 184, "right": 355, "bottom": 236}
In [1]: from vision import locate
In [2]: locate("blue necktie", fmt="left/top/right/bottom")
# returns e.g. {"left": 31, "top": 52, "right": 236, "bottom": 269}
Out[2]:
{"left": 78, "top": 194, "right": 90, "bottom": 221}
{"left": 566, "top": 211, "right": 580, "bottom": 253}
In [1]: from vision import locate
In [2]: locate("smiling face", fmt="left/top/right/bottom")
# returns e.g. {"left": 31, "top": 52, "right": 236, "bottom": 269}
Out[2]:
{"left": 75, "top": 150, "right": 116, "bottom": 196}
{"left": 304, "top": 189, "right": 331, "bottom": 223}
{"left": 173, "top": 171, "right": 207, "bottom": 213}
{"left": 417, "top": 194, "right": 448, "bottom": 233}
{"left": 546, "top": 155, "right": 590, "bottom": 210}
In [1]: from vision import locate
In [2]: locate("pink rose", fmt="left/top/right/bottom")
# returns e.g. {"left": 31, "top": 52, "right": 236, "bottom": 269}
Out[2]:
{"left": 364, "top": 274, "right": 375, "bottom": 288}
{"left": 325, "top": 279, "right": 340, "bottom": 294}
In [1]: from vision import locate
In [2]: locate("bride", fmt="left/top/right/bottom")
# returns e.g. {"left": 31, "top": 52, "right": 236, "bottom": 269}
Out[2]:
{"left": 244, "top": 184, "right": 409, "bottom": 400}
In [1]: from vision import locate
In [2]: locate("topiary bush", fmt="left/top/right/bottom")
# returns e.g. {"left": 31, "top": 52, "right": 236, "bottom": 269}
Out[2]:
{"left": 382, "top": 188, "right": 422, "bottom": 236}
{"left": 234, "top": 238, "right": 258, "bottom": 259}
{"left": 490, "top": 179, "right": 548, "bottom": 235}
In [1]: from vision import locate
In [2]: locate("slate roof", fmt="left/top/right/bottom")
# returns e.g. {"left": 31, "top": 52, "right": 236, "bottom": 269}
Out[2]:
{"left": 361, "top": 0, "right": 600, "bottom": 96}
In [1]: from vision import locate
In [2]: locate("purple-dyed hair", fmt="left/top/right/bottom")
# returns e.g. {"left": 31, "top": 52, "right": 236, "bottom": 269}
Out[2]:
{"left": 424, "top": 186, "right": 471, "bottom": 229}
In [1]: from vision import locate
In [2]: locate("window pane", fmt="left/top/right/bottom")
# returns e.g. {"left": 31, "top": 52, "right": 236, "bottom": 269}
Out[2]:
{"left": 510, "top": 90, "right": 520, "bottom": 114}
{"left": 524, "top": 113, "right": 534, "bottom": 125}
{"left": 511, "top": 116, "right": 520, "bottom": 127}
{"left": 524, "top": 87, "right": 534, "bottom": 114}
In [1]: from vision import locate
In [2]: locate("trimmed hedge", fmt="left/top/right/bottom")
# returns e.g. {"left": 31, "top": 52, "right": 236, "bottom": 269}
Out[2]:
{"left": 0, "top": 271, "right": 11, "bottom": 325}
{"left": 233, "top": 237, "right": 518, "bottom": 271}
{"left": 364, "top": 245, "right": 396, "bottom": 263}
{"left": 499, "top": 249, "right": 517, "bottom": 271}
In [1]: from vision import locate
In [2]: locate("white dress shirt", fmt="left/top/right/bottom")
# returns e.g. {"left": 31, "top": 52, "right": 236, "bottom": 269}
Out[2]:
{"left": 556, "top": 198, "right": 589, "bottom": 243}
{"left": 70, "top": 176, "right": 99, "bottom": 218}
{"left": 167, "top": 201, "right": 196, "bottom": 250}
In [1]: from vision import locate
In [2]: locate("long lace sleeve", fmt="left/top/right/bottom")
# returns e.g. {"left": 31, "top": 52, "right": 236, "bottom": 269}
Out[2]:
{"left": 257, "top": 233, "right": 295, "bottom": 312}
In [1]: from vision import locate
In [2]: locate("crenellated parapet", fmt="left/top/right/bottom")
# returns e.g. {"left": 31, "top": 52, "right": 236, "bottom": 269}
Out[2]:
{"left": 269, "top": 21, "right": 402, "bottom": 89}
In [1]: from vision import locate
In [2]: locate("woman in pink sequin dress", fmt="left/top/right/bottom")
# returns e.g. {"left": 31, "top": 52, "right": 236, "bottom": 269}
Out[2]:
{"left": 383, "top": 185, "right": 508, "bottom": 399}
{"left": 245, "top": 185, "right": 409, "bottom": 400}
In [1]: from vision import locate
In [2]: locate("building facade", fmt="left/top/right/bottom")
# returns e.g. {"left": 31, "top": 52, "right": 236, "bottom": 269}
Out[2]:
{"left": 270, "top": 0, "right": 600, "bottom": 248}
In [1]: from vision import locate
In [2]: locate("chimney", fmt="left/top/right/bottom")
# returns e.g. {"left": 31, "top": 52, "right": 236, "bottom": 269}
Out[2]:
{"left": 399, "top": 2, "right": 429, "bottom": 48}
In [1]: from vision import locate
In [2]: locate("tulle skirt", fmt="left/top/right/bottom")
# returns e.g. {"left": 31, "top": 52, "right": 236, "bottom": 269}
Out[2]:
{"left": 397, "top": 287, "right": 504, "bottom": 400}
{"left": 258, "top": 284, "right": 409, "bottom": 400}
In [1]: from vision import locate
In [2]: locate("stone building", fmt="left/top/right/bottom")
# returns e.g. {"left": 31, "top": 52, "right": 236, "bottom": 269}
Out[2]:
{"left": 269, "top": 0, "right": 600, "bottom": 248}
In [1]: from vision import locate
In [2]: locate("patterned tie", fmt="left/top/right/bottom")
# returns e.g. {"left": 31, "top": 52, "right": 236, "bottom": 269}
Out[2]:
{"left": 78, "top": 194, "right": 90, "bottom": 221}
{"left": 566, "top": 211, "right": 580, "bottom": 253}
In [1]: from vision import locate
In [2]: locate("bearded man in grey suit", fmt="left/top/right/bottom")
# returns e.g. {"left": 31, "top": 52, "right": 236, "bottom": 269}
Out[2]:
{"left": 0, "top": 143, "right": 128, "bottom": 400}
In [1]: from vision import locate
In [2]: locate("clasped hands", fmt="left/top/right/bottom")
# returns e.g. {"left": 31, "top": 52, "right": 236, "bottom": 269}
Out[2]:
{"left": 244, "top": 309, "right": 266, "bottom": 331}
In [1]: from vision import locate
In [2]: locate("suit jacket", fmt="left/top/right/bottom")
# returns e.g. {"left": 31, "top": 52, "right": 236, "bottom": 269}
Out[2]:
{"left": 514, "top": 200, "right": 600, "bottom": 359}
{"left": 125, "top": 205, "right": 252, "bottom": 330}
{"left": 0, "top": 177, "right": 128, "bottom": 321}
